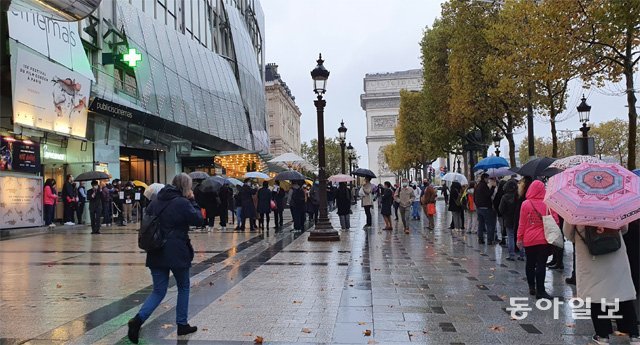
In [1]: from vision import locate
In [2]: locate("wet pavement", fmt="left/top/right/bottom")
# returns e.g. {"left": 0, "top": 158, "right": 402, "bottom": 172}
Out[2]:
{"left": 0, "top": 202, "right": 626, "bottom": 344}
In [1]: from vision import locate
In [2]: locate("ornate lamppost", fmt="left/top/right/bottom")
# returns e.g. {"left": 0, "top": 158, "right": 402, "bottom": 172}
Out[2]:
{"left": 493, "top": 133, "right": 502, "bottom": 157}
{"left": 338, "top": 120, "right": 347, "bottom": 174}
{"left": 577, "top": 95, "right": 591, "bottom": 155}
{"left": 308, "top": 54, "right": 339, "bottom": 242}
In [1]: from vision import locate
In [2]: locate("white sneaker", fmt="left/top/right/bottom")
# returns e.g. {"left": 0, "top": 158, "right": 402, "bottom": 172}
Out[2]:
{"left": 590, "top": 335, "right": 610, "bottom": 344}
{"left": 48, "top": 224, "right": 56, "bottom": 228}
{"left": 64, "top": 222, "right": 75, "bottom": 226}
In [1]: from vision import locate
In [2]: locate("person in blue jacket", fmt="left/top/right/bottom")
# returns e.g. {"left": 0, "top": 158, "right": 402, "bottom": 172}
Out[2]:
{"left": 127, "top": 173, "right": 203, "bottom": 344}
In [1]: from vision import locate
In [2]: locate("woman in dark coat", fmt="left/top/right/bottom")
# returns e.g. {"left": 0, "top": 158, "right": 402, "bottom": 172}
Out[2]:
{"left": 127, "top": 173, "right": 203, "bottom": 344}
{"left": 257, "top": 181, "right": 272, "bottom": 230}
{"left": 336, "top": 182, "right": 352, "bottom": 230}
{"left": 380, "top": 181, "right": 393, "bottom": 230}
{"left": 239, "top": 178, "right": 257, "bottom": 231}
{"left": 448, "top": 182, "right": 463, "bottom": 230}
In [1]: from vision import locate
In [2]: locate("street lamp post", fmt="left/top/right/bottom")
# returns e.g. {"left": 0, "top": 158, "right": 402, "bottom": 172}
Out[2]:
{"left": 338, "top": 120, "right": 347, "bottom": 174}
{"left": 308, "top": 54, "right": 340, "bottom": 242}
{"left": 577, "top": 95, "right": 591, "bottom": 155}
{"left": 493, "top": 133, "right": 502, "bottom": 157}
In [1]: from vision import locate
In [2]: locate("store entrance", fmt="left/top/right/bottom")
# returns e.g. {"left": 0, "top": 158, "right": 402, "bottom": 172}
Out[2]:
{"left": 119, "top": 147, "right": 159, "bottom": 184}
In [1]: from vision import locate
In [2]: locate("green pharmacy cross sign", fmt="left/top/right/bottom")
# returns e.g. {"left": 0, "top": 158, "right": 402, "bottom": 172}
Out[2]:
{"left": 122, "top": 48, "right": 142, "bottom": 67}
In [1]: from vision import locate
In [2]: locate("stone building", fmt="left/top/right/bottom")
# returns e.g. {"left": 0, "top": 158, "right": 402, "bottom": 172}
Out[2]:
{"left": 360, "top": 69, "right": 422, "bottom": 185}
{"left": 265, "top": 63, "right": 302, "bottom": 156}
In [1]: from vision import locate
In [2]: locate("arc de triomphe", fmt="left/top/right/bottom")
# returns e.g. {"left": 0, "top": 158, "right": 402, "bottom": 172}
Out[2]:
{"left": 360, "top": 69, "right": 422, "bottom": 185}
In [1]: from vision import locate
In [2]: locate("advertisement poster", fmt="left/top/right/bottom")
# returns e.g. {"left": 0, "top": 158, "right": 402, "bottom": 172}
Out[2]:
{"left": 0, "top": 175, "right": 44, "bottom": 229}
{"left": 7, "top": 9, "right": 94, "bottom": 81}
{"left": 0, "top": 137, "right": 41, "bottom": 173}
{"left": 12, "top": 47, "right": 91, "bottom": 138}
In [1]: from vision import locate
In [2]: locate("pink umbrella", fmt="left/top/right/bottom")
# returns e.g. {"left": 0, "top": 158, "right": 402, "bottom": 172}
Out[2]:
{"left": 544, "top": 162, "right": 640, "bottom": 228}
{"left": 328, "top": 174, "right": 355, "bottom": 183}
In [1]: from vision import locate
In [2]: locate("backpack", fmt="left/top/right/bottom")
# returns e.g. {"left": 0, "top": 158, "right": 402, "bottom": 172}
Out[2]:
{"left": 576, "top": 226, "right": 621, "bottom": 256}
{"left": 138, "top": 202, "right": 172, "bottom": 252}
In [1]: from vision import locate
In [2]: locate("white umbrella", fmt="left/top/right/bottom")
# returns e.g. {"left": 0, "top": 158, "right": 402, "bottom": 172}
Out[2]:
{"left": 225, "top": 177, "right": 243, "bottom": 186}
{"left": 143, "top": 183, "right": 165, "bottom": 200}
{"left": 485, "top": 167, "right": 514, "bottom": 179}
{"left": 245, "top": 171, "right": 270, "bottom": 179}
{"left": 268, "top": 152, "right": 306, "bottom": 163}
{"left": 442, "top": 172, "right": 468, "bottom": 185}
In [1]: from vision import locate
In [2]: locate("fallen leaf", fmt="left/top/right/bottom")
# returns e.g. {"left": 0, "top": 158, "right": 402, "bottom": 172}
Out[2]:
{"left": 254, "top": 336, "right": 264, "bottom": 344}
{"left": 302, "top": 328, "right": 312, "bottom": 333}
{"left": 202, "top": 328, "right": 209, "bottom": 331}
{"left": 293, "top": 300, "right": 302, "bottom": 304}
{"left": 489, "top": 325, "right": 505, "bottom": 332}
{"left": 363, "top": 329, "right": 372, "bottom": 336}
{"left": 357, "top": 321, "right": 367, "bottom": 325}
{"left": 565, "top": 324, "right": 575, "bottom": 328}
{"left": 56, "top": 283, "right": 62, "bottom": 288}
{"left": 161, "top": 323, "right": 173, "bottom": 329}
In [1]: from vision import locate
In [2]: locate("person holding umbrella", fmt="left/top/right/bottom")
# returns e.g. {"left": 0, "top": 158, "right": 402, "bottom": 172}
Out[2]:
{"left": 239, "top": 178, "right": 257, "bottom": 231}
{"left": 272, "top": 181, "right": 286, "bottom": 229}
{"left": 336, "top": 182, "right": 352, "bottom": 231}
{"left": 257, "top": 181, "right": 272, "bottom": 230}
{"left": 359, "top": 177, "right": 375, "bottom": 228}
{"left": 87, "top": 180, "right": 104, "bottom": 234}
{"left": 545, "top": 163, "right": 640, "bottom": 344}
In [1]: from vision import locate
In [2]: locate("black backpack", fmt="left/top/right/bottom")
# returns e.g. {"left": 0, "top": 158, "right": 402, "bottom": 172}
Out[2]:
{"left": 138, "top": 202, "right": 172, "bottom": 252}
{"left": 576, "top": 226, "right": 621, "bottom": 256}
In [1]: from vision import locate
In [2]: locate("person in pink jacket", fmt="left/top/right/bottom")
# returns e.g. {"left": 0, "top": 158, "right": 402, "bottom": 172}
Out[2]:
{"left": 43, "top": 178, "right": 58, "bottom": 227}
{"left": 516, "top": 180, "right": 558, "bottom": 300}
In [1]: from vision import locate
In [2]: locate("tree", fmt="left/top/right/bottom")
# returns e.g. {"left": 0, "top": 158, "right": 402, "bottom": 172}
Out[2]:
{"left": 300, "top": 137, "right": 358, "bottom": 177}
{"left": 487, "top": 0, "right": 585, "bottom": 158}
{"left": 570, "top": 0, "right": 640, "bottom": 169}
{"left": 591, "top": 119, "right": 629, "bottom": 164}
{"left": 518, "top": 134, "right": 574, "bottom": 164}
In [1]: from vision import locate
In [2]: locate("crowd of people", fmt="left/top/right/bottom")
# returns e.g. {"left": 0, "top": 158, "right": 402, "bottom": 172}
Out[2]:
{"left": 42, "top": 170, "right": 639, "bottom": 345}
{"left": 43, "top": 175, "right": 144, "bottom": 233}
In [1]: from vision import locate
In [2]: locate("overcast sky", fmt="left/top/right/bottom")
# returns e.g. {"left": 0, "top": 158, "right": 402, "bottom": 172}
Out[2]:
{"left": 261, "top": 0, "right": 637, "bottom": 169}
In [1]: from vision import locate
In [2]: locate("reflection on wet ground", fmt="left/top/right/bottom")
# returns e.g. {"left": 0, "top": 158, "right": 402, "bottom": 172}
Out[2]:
{"left": 0, "top": 203, "right": 607, "bottom": 344}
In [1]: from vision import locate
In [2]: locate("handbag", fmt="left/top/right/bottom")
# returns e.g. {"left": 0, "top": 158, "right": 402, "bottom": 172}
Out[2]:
{"left": 427, "top": 203, "right": 436, "bottom": 216}
{"left": 575, "top": 226, "right": 621, "bottom": 256}
{"left": 532, "top": 206, "right": 563, "bottom": 248}
{"left": 270, "top": 200, "right": 277, "bottom": 211}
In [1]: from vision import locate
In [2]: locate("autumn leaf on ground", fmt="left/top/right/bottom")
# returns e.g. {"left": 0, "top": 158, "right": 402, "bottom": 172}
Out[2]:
{"left": 254, "top": 336, "right": 264, "bottom": 343}
{"left": 489, "top": 325, "right": 505, "bottom": 332}
{"left": 161, "top": 323, "right": 173, "bottom": 329}
{"left": 293, "top": 300, "right": 302, "bottom": 304}
{"left": 202, "top": 328, "right": 209, "bottom": 331}
{"left": 301, "top": 328, "right": 312, "bottom": 333}
{"left": 357, "top": 321, "right": 367, "bottom": 325}
{"left": 362, "top": 329, "right": 372, "bottom": 336}
{"left": 56, "top": 283, "right": 62, "bottom": 288}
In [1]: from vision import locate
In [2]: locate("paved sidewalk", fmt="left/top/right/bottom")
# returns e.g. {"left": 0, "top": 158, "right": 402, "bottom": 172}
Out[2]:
{"left": 0, "top": 202, "right": 620, "bottom": 344}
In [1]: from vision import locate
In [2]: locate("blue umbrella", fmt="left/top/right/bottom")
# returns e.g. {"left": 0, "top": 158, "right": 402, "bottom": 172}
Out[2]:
{"left": 473, "top": 156, "right": 509, "bottom": 171}
{"left": 633, "top": 169, "right": 640, "bottom": 177}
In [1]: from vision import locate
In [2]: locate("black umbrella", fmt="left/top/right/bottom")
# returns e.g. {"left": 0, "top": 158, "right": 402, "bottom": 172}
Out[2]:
{"left": 352, "top": 168, "right": 377, "bottom": 178}
{"left": 197, "top": 176, "right": 224, "bottom": 193}
{"left": 189, "top": 171, "right": 209, "bottom": 180}
{"left": 75, "top": 171, "right": 110, "bottom": 181}
{"left": 540, "top": 167, "right": 563, "bottom": 177}
{"left": 515, "top": 157, "right": 557, "bottom": 177}
{"left": 275, "top": 170, "right": 306, "bottom": 181}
